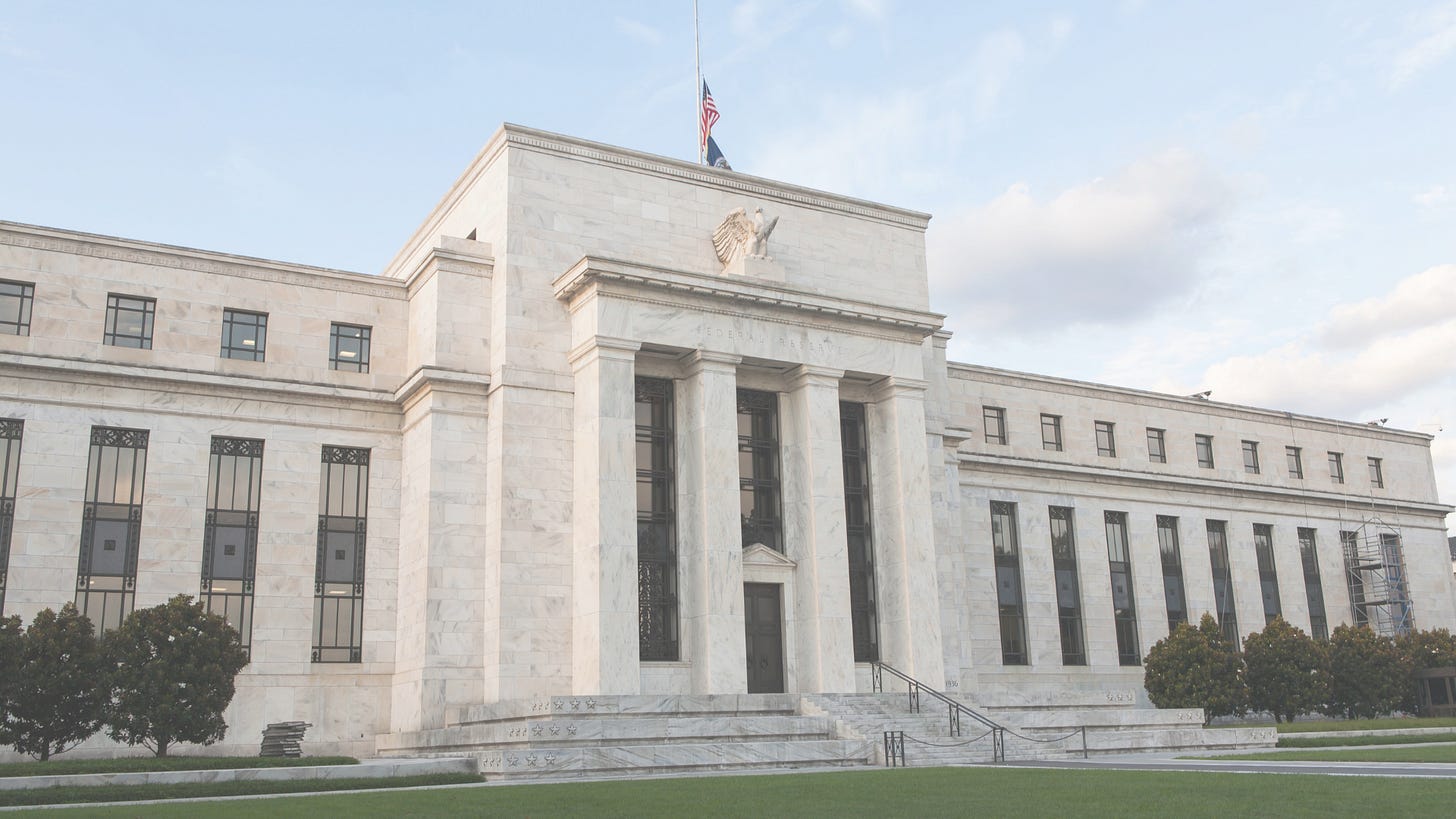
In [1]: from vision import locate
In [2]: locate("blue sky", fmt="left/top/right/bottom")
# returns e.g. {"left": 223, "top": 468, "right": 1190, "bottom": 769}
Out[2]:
{"left": 3, "top": 1, "right": 1454, "bottom": 520}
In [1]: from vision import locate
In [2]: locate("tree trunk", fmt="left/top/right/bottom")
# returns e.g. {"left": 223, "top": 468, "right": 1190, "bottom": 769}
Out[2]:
{"left": 156, "top": 737, "right": 169, "bottom": 758}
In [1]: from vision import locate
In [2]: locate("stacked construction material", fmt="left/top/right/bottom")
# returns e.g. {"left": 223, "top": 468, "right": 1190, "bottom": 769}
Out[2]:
{"left": 259, "top": 721, "right": 311, "bottom": 757}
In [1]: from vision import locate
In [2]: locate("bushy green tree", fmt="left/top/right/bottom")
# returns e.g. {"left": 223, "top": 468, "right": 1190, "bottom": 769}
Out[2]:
{"left": 1326, "top": 624, "right": 1408, "bottom": 719}
{"left": 1242, "top": 616, "right": 1328, "bottom": 723}
{"left": 1143, "top": 613, "right": 1245, "bottom": 723}
{"left": 0, "top": 614, "right": 22, "bottom": 730}
{"left": 0, "top": 604, "right": 107, "bottom": 760}
{"left": 103, "top": 595, "right": 249, "bottom": 757}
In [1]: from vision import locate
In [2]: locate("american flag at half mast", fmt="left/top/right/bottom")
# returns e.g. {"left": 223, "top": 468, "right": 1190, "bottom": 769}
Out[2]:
{"left": 700, "top": 80, "right": 720, "bottom": 151}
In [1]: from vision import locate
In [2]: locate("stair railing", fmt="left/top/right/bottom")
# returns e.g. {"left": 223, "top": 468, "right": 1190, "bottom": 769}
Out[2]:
{"left": 870, "top": 661, "right": 1005, "bottom": 760}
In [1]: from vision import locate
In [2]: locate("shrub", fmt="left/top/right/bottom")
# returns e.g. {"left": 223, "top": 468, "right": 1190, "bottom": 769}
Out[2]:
{"left": 1242, "top": 616, "right": 1328, "bottom": 723}
{"left": 1326, "top": 624, "right": 1409, "bottom": 719}
{"left": 103, "top": 595, "right": 249, "bottom": 757}
{"left": 0, "top": 604, "right": 107, "bottom": 760}
{"left": 1143, "top": 613, "right": 1245, "bottom": 723}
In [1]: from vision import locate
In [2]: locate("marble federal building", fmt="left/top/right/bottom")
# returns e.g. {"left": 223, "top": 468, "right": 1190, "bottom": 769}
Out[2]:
{"left": 0, "top": 125, "right": 1452, "bottom": 759}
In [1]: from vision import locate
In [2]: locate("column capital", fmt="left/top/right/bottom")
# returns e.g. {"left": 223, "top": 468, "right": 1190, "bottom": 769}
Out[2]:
{"left": 870, "top": 375, "right": 929, "bottom": 402}
{"left": 567, "top": 336, "right": 642, "bottom": 370}
{"left": 682, "top": 349, "right": 742, "bottom": 377}
{"left": 787, "top": 364, "right": 844, "bottom": 391}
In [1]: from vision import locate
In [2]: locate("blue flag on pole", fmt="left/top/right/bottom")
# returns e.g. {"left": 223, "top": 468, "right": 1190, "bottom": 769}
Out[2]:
{"left": 706, "top": 135, "right": 731, "bottom": 170}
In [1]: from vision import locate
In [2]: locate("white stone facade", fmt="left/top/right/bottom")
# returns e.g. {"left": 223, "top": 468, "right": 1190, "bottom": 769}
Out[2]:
{"left": 0, "top": 125, "right": 1450, "bottom": 757}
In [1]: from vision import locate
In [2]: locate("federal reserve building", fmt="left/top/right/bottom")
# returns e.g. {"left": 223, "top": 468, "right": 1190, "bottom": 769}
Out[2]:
{"left": 1, "top": 126, "right": 1451, "bottom": 771}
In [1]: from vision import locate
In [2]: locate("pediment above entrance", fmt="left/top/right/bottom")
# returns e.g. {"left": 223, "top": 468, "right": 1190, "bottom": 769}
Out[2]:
{"left": 743, "top": 543, "right": 797, "bottom": 569}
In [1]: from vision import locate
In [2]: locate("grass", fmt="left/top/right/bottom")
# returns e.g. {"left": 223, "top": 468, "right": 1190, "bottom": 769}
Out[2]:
{"left": 0, "top": 773, "right": 481, "bottom": 808}
{"left": 1278, "top": 732, "right": 1456, "bottom": 748}
{"left": 31, "top": 767, "right": 1456, "bottom": 818}
{"left": 1212, "top": 745, "right": 1456, "bottom": 763}
{"left": 0, "top": 755, "right": 358, "bottom": 778}
{"left": 1273, "top": 716, "right": 1456, "bottom": 733}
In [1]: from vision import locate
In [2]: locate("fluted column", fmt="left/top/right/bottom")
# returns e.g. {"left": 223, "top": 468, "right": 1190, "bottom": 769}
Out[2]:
{"left": 678, "top": 351, "right": 747, "bottom": 693}
{"left": 781, "top": 365, "right": 856, "bottom": 691}
{"left": 569, "top": 336, "right": 641, "bottom": 694}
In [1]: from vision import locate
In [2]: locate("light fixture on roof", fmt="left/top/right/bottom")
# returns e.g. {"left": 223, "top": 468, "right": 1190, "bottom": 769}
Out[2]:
{"left": 1367, "top": 418, "right": 1389, "bottom": 426}
{"left": 1187, "top": 390, "right": 1212, "bottom": 400}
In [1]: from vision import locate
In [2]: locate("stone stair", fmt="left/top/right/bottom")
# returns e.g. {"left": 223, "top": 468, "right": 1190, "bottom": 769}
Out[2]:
{"left": 376, "top": 694, "right": 875, "bottom": 781}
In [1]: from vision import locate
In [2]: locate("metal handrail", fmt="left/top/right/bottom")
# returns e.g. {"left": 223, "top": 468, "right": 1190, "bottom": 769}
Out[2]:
{"left": 870, "top": 661, "right": 1003, "bottom": 734}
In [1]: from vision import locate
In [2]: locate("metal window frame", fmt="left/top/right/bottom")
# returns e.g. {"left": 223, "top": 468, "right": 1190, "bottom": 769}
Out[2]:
{"left": 1040, "top": 413, "right": 1062, "bottom": 452}
{"left": 1195, "top": 434, "right": 1215, "bottom": 469}
{"left": 841, "top": 401, "right": 880, "bottom": 662}
{"left": 0, "top": 419, "right": 22, "bottom": 614}
{"left": 103, "top": 293, "right": 156, "bottom": 349}
{"left": 220, "top": 309, "right": 268, "bottom": 361}
{"left": 200, "top": 436, "right": 264, "bottom": 654}
{"left": 329, "top": 322, "right": 372, "bottom": 373}
{"left": 76, "top": 426, "right": 149, "bottom": 632}
{"left": 737, "top": 388, "right": 783, "bottom": 552}
{"left": 1368, "top": 457, "right": 1384, "bottom": 488}
{"left": 1094, "top": 421, "right": 1116, "bottom": 457}
{"left": 1286, "top": 446, "right": 1303, "bottom": 479}
{"left": 991, "top": 501, "right": 1028, "bottom": 665}
{"left": 1146, "top": 428, "right": 1166, "bottom": 463}
{"left": 636, "top": 377, "right": 679, "bottom": 661}
{"left": 0, "top": 279, "right": 34, "bottom": 336}
{"left": 983, "top": 406, "right": 1008, "bottom": 445}
{"left": 1049, "top": 506, "right": 1086, "bottom": 666}
{"left": 1242, "top": 440, "right": 1261, "bottom": 474}
{"left": 312, "top": 445, "right": 369, "bottom": 663}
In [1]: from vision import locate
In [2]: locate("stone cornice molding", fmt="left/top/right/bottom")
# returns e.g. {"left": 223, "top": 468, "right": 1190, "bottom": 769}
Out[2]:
{"left": 870, "top": 375, "right": 930, "bottom": 402}
{"left": 392, "top": 365, "right": 492, "bottom": 411}
{"left": 554, "top": 255, "right": 944, "bottom": 339}
{"left": 787, "top": 364, "right": 845, "bottom": 390}
{"left": 0, "top": 220, "right": 402, "bottom": 300}
{"left": 955, "top": 452, "right": 1454, "bottom": 518}
{"left": 399, "top": 239, "right": 495, "bottom": 298}
{"left": 683, "top": 349, "right": 743, "bottom": 376}
{"left": 949, "top": 362, "right": 1435, "bottom": 444}
{"left": 567, "top": 336, "right": 643, "bottom": 370}
{"left": 743, "top": 543, "right": 798, "bottom": 568}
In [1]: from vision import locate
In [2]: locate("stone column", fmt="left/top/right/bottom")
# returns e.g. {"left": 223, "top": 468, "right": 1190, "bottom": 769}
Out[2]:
{"left": 678, "top": 351, "right": 748, "bottom": 693}
{"left": 868, "top": 377, "right": 946, "bottom": 686}
{"left": 569, "top": 336, "right": 642, "bottom": 695}
{"left": 781, "top": 365, "right": 856, "bottom": 692}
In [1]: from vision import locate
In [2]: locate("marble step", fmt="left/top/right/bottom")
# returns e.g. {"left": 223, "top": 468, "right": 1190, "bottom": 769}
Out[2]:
{"left": 468, "top": 738, "right": 875, "bottom": 780}
{"left": 449, "top": 693, "right": 799, "bottom": 727}
{"left": 379, "top": 714, "right": 836, "bottom": 755}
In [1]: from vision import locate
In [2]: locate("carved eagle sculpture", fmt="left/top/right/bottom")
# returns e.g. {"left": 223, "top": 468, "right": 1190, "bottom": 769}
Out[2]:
{"left": 713, "top": 206, "right": 779, "bottom": 266}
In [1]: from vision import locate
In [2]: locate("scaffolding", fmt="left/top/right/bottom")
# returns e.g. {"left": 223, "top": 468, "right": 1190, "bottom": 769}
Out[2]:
{"left": 1340, "top": 516, "right": 1415, "bottom": 637}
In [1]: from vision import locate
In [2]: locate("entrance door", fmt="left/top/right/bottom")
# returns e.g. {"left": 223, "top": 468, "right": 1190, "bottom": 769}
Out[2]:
{"left": 744, "top": 583, "right": 785, "bottom": 693}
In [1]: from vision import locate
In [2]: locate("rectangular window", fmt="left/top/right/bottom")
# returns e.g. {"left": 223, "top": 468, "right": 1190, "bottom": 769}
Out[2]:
{"left": 636, "top": 378, "right": 679, "bottom": 661}
{"left": 983, "top": 407, "right": 1008, "bottom": 445}
{"left": 77, "top": 426, "right": 148, "bottom": 633}
{"left": 220, "top": 309, "right": 268, "bottom": 361}
{"left": 1298, "top": 527, "right": 1328, "bottom": 641}
{"left": 313, "top": 446, "right": 369, "bottom": 663}
{"left": 1207, "top": 520, "right": 1239, "bottom": 643}
{"left": 1253, "top": 523, "right": 1281, "bottom": 624}
{"left": 1041, "top": 414, "right": 1063, "bottom": 452}
{"left": 1329, "top": 452, "right": 1344, "bottom": 484}
{"left": 1340, "top": 530, "right": 1367, "bottom": 627}
{"left": 1095, "top": 421, "right": 1116, "bottom": 457}
{"left": 329, "top": 323, "right": 371, "bottom": 373}
{"left": 841, "top": 402, "right": 879, "bottom": 662}
{"left": 1146, "top": 428, "right": 1166, "bottom": 463}
{"left": 1286, "top": 446, "right": 1303, "bottom": 479}
{"left": 991, "top": 501, "right": 1028, "bottom": 665}
{"left": 0, "top": 419, "right": 21, "bottom": 614}
{"left": 738, "top": 389, "right": 782, "bottom": 552}
{"left": 1368, "top": 457, "right": 1384, "bottom": 488}
{"left": 1242, "top": 440, "right": 1260, "bottom": 474}
{"left": 103, "top": 294, "right": 155, "bottom": 349}
{"left": 1105, "top": 511, "right": 1140, "bottom": 665}
{"left": 1157, "top": 516, "right": 1187, "bottom": 634}
{"left": 1049, "top": 506, "right": 1085, "bottom": 665}
{"left": 201, "top": 437, "right": 262, "bottom": 653}
{"left": 1196, "top": 434, "right": 1215, "bottom": 469}
{"left": 0, "top": 279, "right": 34, "bottom": 336}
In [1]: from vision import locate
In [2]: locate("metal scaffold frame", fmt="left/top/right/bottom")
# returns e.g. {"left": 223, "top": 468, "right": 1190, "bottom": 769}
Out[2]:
{"left": 1340, "top": 515, "right": 1415, "bottom": 637}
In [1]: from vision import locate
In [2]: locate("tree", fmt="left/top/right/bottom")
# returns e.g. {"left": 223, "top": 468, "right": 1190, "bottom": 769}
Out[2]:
{"left": 1143, "top": 613, "right": 1245, "bottom": 723}
{"left": 1242, "top": 616, "right": 1328, "bottom": 723}
{"left": 103, "top": 595, "right": 249, "bottom": 757}
{"left": 0, "top": 604, "right": 107, "bottom": 760}
{"left": 1326, "top": 624, "right": 1408, "bottom": 719}
{"left": 0, "top": 614, "right": 22, "bottom": 739}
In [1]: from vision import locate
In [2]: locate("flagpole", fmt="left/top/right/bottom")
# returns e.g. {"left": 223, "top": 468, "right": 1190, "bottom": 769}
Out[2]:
{"left": 694, "top": 0, "right": 703, "bottom": 164}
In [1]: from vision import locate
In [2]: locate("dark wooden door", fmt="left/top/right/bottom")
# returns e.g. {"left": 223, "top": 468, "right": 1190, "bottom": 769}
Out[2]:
{"left": 744, "top": 583, "right": 785, "bottom": 693}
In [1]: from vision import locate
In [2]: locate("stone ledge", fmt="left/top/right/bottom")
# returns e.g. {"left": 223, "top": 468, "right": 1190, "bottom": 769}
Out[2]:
{"left": 0, "top": 757, "right": 474, "bottom": 792}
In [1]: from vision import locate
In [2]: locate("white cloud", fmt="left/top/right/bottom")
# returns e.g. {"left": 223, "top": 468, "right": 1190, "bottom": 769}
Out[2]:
{"left": 1195, "top": 265, "right": 1456, "bottom": 419}
{"left": 926, "top": 149, "right": 1232, "bottom": 334}
{"left": 615, "top": 18, "right": 663, "bottom": 46}
{"left": 1277, "top": 202, "right": 1346, "bottom": 244}
{"left": 1049, "top": 16, "right": 1075, "bottom": 48}
{"left": 1415, "top": 184, "right": 1450, "bottom": 208}
{"left": 970, "top": 29, "right": 1027, "bottom": 119}
{"left": 1391, "top": 1, "right": 1456, "bottom": 88}
{"left": 845, "top": 0, "right": 887, "bottom": 20}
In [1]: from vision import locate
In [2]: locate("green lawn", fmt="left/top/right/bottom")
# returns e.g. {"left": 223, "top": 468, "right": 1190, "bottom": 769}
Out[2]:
{"left": 33, "top": 767, "right": 1456, "bottom": 818}
{"left": 1274, "top": 716, "right": 1456, "bottom": 733}
{"left": 0, "top": 755, "right": 358, "bottom": 778}
{"left": 1213, "top": 745, "right": 1456, "bottom": 763}
{"left": 1278, "top": 732, "right": 1456, "bottom": 748}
